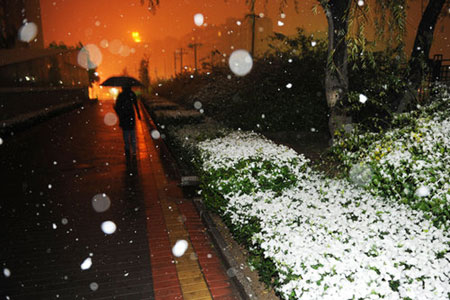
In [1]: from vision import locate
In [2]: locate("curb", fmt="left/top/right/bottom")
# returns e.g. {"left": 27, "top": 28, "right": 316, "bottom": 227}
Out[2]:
{"left": 192, "top": 198, "right": 256, "bottom": 300}
{"left": 0, "top": 100, "right": 90, "bottom": 137}
{"left": 141, "top": 97, "right": 260, "bottom": 300}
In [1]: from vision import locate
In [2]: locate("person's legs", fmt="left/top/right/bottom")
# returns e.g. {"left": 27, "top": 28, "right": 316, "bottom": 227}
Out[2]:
{"left": 122, "top": 130, "right": 131, "bottom": 156}
{"left": 130, "top": 129, "right": 137, "bottom": 155}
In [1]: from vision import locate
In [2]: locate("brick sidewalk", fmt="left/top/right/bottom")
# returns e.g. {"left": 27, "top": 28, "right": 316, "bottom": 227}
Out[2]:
{"left": 136, "top": 102, "right": 239, "bottom": 300}
{"left": 0, "top": 100, "right": 240, "bottom": 300}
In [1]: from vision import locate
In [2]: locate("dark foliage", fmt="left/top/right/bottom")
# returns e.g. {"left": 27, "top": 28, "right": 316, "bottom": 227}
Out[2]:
{"left": 153, "top": 29, "right": 330, "bottom": 133}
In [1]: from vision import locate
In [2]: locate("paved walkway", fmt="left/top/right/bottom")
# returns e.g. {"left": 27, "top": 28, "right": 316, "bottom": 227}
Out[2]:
{"left": 0, "top": 100, "right": 239, "bottom": 300}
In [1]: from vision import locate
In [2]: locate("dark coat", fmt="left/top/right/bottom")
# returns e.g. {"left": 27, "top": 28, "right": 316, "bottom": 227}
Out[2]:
{"left": 114, "top": 88, "right": 141, "bottom": 130}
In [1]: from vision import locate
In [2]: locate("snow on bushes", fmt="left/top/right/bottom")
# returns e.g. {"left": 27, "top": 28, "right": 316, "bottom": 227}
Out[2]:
{"left": 194, "top": 130, "right": 449, "bottom": 300}
{"left": 163, "top": 87, "right": 450, "bottom": 299}
{"left": 331, "top": 84, "right": 450, "bottom": 228}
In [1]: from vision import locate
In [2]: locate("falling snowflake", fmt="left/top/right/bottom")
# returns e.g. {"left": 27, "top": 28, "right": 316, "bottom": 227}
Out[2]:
{"left": 151, "top": 130, "right": 161, "bottom": 139}
{"left": 229, "top": 49, "right": 253, "bottom": 76}
{"left": 194, "top": 13, "right": 204, "bottom": 26}
{"left": 359, "top": 94, "right": 368, "bottom": 104}
{"left": 80, "top": 257, "right": 92, "bottom": 270}
{"left": 172, "top": 240, "right": 188, "bottom": 257}
{"left": 101, "top": 221, "right": 117, "bottom": 234}
{"left": 18, "top": 22, "right": 38, "bottom": 43}
{"left": 91, "top": 193, "right": 111, "bottom": 213}
{"left": 3, "top": 268, "right": 11, "bottom": 277}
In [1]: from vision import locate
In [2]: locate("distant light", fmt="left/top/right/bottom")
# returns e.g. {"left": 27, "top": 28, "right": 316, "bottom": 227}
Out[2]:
{"left": 277, "top": 21, "right": 284, "bottom": 27}
{"left": 358, "top": 0, "right": 364, "bottom": 6}
{"left": 286, "top": 83, "right": 293, "bottom": 89}
{"left": 194, "top": 13, "right": 204, "bottom": 26}
{"left": 311, "top": 41, "right": 317, "bottom": 47}
{"left": 110, "top": 88, "right": 119, "bottom": 99}
{"left": 236, "top": 21, "right": 241, "bottom": 26}
{"left": 132, "top": 32, "right": 141, "bottom": 43}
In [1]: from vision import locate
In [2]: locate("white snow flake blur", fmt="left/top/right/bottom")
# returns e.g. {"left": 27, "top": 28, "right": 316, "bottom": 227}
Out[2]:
{"left": 77, "top": 44, "right": 103, "bottom": 70}
{"left": 358, "top": 0, "right": 365, "bottom": 6}
{"left": 18, "top": 22, "right": 38, "bottom": 43}
{"left": 91, "top": 193, "right": 111, "bottom": 213}
{"left": 172, "top": 239, "right": 188, "bottom": 257}
{"left": 226, "top": 267, "right": 237, "bottom": 277}
{"left": 349, "top": 163, "right": 373, "bottom": 187}
{"left": 108, "top": 39, "right": 123, "bottom": 55}
{"left": 100, "top": 39, "right": 109, "bottom": 48}
{"left": 194, "top": 101, "right": 202, "bottom": 110}
{"left": 229, "top": 50, "right": 253, "bottom": 76}
{"left": 3, "top": 268, "right": 11, "bottom": 277}
{"left": 286, "top": 83, "right": 293, "bottom": 89}
{"left": 101, "top": 221, "right": 116, "bottom": 234}
{"left": 359, "top": 94, "right": 368, "bottom": 103}
{"left": 103, "top": 112, "right": 118, "bottom": 126}
{"left": 89, "top": 282, "right": 99, "bottom": 291}
{"left": 194, "top": 13, "right": 204, "bottom": 26}
{"left": 80, "top": 257, "right": 92, "bottom": 270}
{"left": 151, "top": 129, "right": 161, "bottom": 139}
{"left": 277, "top": 20, "right": 284, "bottom": 27}
{"left": 0, "top": 137, "right": 3, "bottom": 145}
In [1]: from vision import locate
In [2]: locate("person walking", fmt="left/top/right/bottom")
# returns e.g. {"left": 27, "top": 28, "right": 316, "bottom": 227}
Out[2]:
{"left": 114, "top": 86, "right": 141, "bottom": 157}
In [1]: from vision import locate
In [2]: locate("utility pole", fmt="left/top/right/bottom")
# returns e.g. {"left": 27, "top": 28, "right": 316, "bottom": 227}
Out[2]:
{"left": 245, "top": 0, "right": 258, "bottom": 58}
{"left": 210, "top": 49, "right": 220, "bottom": 71}
{"left": 178, "top": 47, "right": 188, "bottom": 73}
{"left": 188, "top": 42, "right": 203, "bottom": 73}
{"left": 173, "top": 51, "right": 177, "bottom": 76}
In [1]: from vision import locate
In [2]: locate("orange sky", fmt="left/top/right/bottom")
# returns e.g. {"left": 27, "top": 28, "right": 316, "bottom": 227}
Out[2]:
{"left": 40, "top": 0, "right": 449, "bottom": 80}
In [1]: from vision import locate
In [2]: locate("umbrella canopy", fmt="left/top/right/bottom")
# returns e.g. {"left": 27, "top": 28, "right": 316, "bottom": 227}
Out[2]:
{"left": 100, "top": 76, "right": 143, "bottom": 87}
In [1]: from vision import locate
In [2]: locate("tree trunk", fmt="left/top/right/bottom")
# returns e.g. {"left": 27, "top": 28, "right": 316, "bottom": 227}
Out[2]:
{"left": 322, "top": 0, "right": 352, "bottom": 139}
{"left": 397, "top": 0, "right": 446, "bottom": 113}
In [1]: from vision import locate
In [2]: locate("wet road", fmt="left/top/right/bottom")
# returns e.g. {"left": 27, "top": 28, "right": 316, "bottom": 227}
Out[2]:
{"left": 1, "top": 100, "right": 154, "bottom": 299}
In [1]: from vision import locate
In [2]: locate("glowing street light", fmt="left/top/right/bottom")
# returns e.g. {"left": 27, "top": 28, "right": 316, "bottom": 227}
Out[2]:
{"left": 132, "top": 32, "right": 142, "bottom": 43}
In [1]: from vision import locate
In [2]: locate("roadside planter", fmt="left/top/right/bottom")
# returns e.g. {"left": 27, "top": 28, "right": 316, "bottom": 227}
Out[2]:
{"left": 193, "top": 131, "right": 449, "bottom": 300}
{"left": 157, "top": 89, "right": 450, "bottom": 300}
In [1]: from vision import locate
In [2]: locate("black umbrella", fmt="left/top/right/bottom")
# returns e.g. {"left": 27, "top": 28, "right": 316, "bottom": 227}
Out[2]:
{"left": 100, "top": 76, "right": 143, "bottom": 87}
